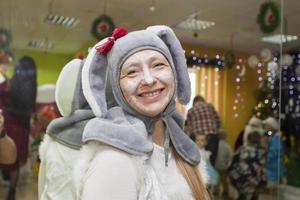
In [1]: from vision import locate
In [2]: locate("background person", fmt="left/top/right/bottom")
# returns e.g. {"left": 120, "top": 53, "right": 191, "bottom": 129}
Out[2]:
{"left": 0, "top": 110, "right": 16, "bottom": 165}
{"left": 264, "top": 117, "right": 285, "bottom": 189}
{"left": 0, "top": 56, "right": 37, "bottom": 200}
{"left": 228, "top": 131, "right": 266, "bottom": 200}
{"left": 214, "top": 129, "right": 233, "bottom": 198}
{"left": 186, "top": 95, "right": 221, "bottom": 165}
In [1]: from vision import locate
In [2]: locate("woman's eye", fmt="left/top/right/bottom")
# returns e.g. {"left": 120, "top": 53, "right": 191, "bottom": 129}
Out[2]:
{"left": 153, "top": 63, "right": 165, "bottom": 68}
{"left": 126, "top": 70, "right": 138, "bottom": 77}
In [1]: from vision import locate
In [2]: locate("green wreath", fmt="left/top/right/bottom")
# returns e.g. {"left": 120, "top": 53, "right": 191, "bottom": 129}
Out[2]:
{"left": 91, "top": 15, "right": 115, "bottom": 40}
{"left": 257, "top": 1, "right": 280, "bottom": 34}
{"left": 0, "top": 28, "right": 12, "bottom": 50}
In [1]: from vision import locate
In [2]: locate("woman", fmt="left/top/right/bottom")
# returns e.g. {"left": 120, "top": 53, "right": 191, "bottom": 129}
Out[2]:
{"left": 76, "top": 26, "right": 209, "bottom": 199}
{"left": 0, "top": 56, "right": 37, "bottom": 200}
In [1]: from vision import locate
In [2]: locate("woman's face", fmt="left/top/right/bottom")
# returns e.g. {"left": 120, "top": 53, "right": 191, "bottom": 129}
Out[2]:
{"left": 119, "top": 50, "right": 175, "bottom": 117}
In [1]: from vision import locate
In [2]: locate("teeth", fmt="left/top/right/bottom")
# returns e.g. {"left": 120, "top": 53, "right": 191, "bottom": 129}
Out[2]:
{"left": 141, "top": 90, "right": 160, "bottom": 97}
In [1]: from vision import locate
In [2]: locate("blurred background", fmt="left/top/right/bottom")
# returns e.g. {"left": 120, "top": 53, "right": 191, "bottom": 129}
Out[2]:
{"left": 0, "top": 0, "right": 299, "bottom": 199}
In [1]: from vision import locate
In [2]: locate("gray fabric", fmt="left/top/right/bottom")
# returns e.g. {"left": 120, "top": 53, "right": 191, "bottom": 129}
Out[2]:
{"left": 72, "top": 64, "right": 89, "bottom": 111}
{"left": 82, "top": 107, "right": 152, "bottom": 155}
{"left": 46, "top": 59, "right": 96, "bottom": 150}
{"left": 47, "top": 109, "right": 94, "bottom": 150}
{"left": 82, "top": 25, "right": 200, "bottom": 165}
{"left": 165, "top": 114, "right": 200, "bottom": 165}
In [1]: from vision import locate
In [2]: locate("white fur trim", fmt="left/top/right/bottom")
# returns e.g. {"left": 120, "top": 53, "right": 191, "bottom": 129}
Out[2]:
{"left": 81, "top": 39, "right": 109, "bottom": 117}
{"left": 55, "top": 59, "right": 82, "bottom": 117}
{"left": 73, "top": 141, "right": 102, "bottom": 200}
{"left": 38, "top": 134, "right": 53, "bottom": 161}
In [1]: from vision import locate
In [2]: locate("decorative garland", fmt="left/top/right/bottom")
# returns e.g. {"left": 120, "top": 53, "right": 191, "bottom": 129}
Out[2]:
{"left": 257, "top": 1, "right": 280, "bottom": 34}
{"left": 91, "top": 15, "right": 115, "bottom": 40}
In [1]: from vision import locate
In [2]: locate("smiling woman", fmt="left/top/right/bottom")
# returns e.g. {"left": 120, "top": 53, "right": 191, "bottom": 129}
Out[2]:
{"left": 77, "top": 26, "right": 210, "bottom": 200}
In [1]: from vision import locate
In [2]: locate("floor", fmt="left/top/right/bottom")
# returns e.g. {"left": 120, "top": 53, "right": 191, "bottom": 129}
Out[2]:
{"left": 0, "top": 172, "right": 298, "bottom": 200}
{"left": 0, "top": 175, "right": 38, "bottom": 200}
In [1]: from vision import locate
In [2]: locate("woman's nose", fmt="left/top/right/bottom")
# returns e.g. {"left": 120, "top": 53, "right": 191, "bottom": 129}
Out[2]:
{"left": 142, "top": 68, "right": 155, "bottom": 85}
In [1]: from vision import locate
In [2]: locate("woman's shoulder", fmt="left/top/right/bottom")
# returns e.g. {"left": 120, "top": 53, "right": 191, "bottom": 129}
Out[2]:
{"left": 77, "top": 141, "right": 146, "bottom": 178}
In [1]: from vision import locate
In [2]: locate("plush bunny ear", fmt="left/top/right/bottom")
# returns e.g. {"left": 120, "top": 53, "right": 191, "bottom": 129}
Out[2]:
{"left": 146, "top": 25, "right": 191, "bottom": 105}
{"left": 81, "top": 39, "right": 109, "bottom": 117}
{"left": 55, "top": 59, "right": 87, "bottom": 117}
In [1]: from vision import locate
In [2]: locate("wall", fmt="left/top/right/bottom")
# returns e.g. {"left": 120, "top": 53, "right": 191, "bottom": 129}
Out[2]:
{"left": 183, "top": 44, "right": 260, "bottom": 147}
{"left": 8, "top": 49, "right": 73, "bottom": 85}
{"left": 10, "top": 42, "right": 261, "bottom": 147}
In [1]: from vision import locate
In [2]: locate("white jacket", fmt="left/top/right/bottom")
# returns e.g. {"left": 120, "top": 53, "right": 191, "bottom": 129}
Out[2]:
{"left": 75, "top": 142, "right": 208, "bottom": 200}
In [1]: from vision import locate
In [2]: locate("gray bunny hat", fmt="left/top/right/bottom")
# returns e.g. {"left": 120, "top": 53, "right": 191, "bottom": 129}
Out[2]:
{"left": 82, "top": 25, "right": 200, "bottom": 165}
{"left": 46, "top": 59, "right": 94, "bottom": 150}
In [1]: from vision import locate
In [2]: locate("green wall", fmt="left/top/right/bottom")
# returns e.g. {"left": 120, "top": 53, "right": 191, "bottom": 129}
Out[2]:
{"left": 7, "top": 49, "right": 73, "bottom": 85}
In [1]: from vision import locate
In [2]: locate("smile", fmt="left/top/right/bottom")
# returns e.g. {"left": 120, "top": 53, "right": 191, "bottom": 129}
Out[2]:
{"left": 139, "top": 88, "right": 164, "bottom": 98}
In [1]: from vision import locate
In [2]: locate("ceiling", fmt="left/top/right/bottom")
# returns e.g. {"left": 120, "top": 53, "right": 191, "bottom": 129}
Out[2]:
{"left": 1, "top": 0, "right": 300, "bottom": 55}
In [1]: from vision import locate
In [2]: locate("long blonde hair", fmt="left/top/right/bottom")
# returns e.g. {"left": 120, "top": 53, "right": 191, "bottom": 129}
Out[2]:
{"left": 173, "top": 149, "right": 210, "bottom": 200}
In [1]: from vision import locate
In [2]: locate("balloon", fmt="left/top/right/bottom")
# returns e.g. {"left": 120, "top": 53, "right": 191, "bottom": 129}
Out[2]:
{"left": 260, "top": 48, "right": 272, "bottom": 62}
{"left": 248, "top": 55, "right": 259, "bottom": 68}
{"left": 267, "top": 61, "right": 279, "bottom": 72}
{"left": 281, "top": 54, "right": 293, "bottom": 66}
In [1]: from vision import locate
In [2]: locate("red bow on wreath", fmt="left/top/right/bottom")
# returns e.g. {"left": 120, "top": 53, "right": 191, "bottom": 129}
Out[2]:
{"left": 96, "top": 27, "right": 128, "bottom": 55}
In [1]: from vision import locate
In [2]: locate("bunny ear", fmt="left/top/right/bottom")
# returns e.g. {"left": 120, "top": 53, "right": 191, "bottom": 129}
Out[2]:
{"left": 55, "top": 58, "right": 87, "bottom": 117}
{"left": 146, "top": 25, "right": 191, "bottom": 105}
{"left": 81, "top": 39, "right": 109, "bottom": 117}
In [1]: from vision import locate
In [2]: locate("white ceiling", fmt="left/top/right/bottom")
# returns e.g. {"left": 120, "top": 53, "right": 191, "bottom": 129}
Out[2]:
{"left": 1, "top": 0, "right": 300, "bottom": 54}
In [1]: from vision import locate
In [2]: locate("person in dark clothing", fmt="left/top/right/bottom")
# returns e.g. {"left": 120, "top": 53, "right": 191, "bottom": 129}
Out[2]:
{"left": 0, "top": 56, "right": 37, "bottom": 200}
{"left": 228, "top": 131, "right": 266, "bottom": 200}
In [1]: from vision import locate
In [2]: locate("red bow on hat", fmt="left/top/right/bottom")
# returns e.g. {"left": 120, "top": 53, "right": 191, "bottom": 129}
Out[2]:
{"left": 96, "top": 27, "right": 128, "bottom": 55}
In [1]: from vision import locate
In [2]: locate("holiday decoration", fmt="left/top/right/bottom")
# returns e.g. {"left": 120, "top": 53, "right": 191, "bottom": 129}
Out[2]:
{"left": 0, "top": 28, "right": 12, "bottom": 50}
{"left": 257, "top": 1, "right": 280, "bottom": 34}
{"left": 91, "top": 15, "right": 115, "bottom": 40}
{"left": 0, "top": 28, "right": 13, "bottom": 65}
{"left": 76, "top": 52, "right": 85, "bottom": 60}
{"left": 248, "top": 55, "right": 259, "bottom": 68}
{"left": 224, "top": 50, "right": 235, "bottom": 68}
{"left": 238, "top": 65, "right": 246, "bottom": 77}
{"left": 260, "top": 48, "right": 272, "bottom": 62}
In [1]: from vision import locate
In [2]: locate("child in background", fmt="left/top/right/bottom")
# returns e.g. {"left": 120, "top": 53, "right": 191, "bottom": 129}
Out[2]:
{"left": 228, "top": 131, "right": 266, "bottom": 200}
{"left": 263, "top": 117, "right": 285, "bottom": 189}
{"left": 195, "top": 134, "right": 219, "bottom": 197}
{"left": 215, "top": 129, "right": 233, "bottom": 198}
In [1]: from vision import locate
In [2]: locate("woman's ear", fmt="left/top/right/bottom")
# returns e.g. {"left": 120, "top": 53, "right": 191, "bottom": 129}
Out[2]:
{"left": 146, "top": 26, "right": 191, "bottom": 105}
